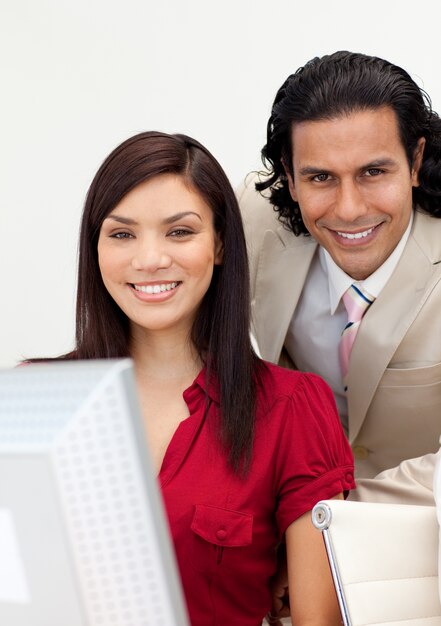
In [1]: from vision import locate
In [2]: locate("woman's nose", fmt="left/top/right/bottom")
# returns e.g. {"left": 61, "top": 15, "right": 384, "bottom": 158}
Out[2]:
{"left": 131, "top": 241, "right": 172, "bottom": 272}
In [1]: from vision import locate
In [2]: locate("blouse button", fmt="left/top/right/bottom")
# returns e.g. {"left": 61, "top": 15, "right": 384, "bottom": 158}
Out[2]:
{"left": 216, "top": 529, "right": 227, "bottom": 541}
{"left": 345, "top": 472, "right": 353, "bottom": 483}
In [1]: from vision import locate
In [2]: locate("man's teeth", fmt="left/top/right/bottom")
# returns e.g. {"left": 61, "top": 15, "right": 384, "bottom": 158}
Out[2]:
{"left": 337, "top": 226, "right": 374, "bottom": 240}
{"left": 134, "top": 282, "right": 178, "bottom": 294}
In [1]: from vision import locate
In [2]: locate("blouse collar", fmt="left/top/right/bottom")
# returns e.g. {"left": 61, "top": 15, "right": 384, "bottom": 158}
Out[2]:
{"left": 183, "top": 366, "right": 220, "bottom": 410}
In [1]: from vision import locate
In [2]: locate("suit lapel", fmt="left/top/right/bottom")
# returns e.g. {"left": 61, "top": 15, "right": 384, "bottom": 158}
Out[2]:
{"left": 347, "top": 213, "right": 441, "bottom": 442}
{"left": 252, "top": 227, "right": 317, "bottom": 362}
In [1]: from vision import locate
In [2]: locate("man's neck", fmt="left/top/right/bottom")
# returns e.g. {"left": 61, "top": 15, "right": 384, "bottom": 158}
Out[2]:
{"left": 323, "top": 212, "right": 414, "bottom": 313}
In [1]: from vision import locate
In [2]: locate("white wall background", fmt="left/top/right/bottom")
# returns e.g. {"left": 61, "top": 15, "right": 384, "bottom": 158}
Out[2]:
{"left": 1, "top": 0, "right": 440, "bottom": 366}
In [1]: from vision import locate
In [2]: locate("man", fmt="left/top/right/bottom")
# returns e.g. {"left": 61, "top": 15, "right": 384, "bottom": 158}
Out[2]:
{"left": 239, "top": 51, "right": 441, "bottom": 505}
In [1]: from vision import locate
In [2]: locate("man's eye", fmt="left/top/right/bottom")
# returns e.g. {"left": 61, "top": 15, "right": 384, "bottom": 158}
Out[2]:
{"left": 312, "top": 173, "right": 329, "bottom": 182}
{"left": 366, "top": 168, "right": 382, "bottom": 177}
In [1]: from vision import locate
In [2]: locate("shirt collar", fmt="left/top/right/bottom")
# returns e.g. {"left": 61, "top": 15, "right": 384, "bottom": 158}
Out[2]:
{"left": 323, "top": 212, "right": 414, "bottom": 314}
{"left": 184, "top": 366, "right": 220, "bottom": 407}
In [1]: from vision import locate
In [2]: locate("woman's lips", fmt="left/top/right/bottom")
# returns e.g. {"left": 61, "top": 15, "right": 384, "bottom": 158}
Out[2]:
{"left": 130, "top": 281, "right": 181, "bottom": 301}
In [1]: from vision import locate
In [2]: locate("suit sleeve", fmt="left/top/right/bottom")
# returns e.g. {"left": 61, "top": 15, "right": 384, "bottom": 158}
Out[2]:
{"left": 350, "top": 446, "right": 441, "bottom": 506}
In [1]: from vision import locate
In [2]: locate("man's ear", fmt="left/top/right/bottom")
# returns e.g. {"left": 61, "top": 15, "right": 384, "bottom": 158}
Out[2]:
{"left": 281, "top": 158, "right": 298, "bottom": 202}
{"left": 411, "top": 137, "right": 426, "bottom": 187}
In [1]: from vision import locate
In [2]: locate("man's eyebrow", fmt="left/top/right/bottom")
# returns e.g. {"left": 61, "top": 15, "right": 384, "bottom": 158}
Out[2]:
{"left": 298, "top": 158, "right": 398, "bottom": 177}
{"left": 298, "top": 166, "right": 330, "bottom": 176}
{"left": 361, "top": 158, "right": 397, "bottom": 169}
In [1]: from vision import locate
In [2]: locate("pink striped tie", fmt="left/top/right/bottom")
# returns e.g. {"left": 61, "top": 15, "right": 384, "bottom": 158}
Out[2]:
{"left": 339, "top": 284, "right": 375, "bottom": 390}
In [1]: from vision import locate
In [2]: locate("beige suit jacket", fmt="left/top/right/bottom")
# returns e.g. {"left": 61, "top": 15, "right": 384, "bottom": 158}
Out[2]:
{"left": 238, "top": 174, "right": 441, "bottom": 505}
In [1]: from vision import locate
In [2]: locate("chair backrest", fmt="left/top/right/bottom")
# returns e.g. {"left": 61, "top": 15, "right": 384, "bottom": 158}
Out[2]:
{"left": 312, "top": 499, "right": 441, "bottom": 626}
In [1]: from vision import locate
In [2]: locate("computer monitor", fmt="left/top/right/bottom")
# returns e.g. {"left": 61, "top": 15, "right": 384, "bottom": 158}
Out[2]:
{"left": 0, "top": 359, "right": 189, "bottom": 626}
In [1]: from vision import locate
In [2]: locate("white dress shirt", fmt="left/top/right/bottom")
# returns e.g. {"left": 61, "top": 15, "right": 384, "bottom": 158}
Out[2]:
{"left": 284, "top": 215, "right": 413, "bottom": 434}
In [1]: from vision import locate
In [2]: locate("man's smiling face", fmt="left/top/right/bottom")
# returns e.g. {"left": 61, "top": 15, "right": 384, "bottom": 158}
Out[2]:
{"left": 286, "top": 106, "right": 425, "bottom": 280}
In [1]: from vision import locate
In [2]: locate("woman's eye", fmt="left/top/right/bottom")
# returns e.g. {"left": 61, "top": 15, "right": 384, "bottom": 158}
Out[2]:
{"left": 168, "top": 228, "right": 193, "bottom": 238}
{"left": 110, "top": 232, "right": 133, "bottom": 239}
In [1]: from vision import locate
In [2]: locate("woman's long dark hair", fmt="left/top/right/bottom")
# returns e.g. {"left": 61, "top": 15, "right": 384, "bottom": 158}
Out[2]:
{"left": 71, "top": 131, "right": 259, "bottom": 472}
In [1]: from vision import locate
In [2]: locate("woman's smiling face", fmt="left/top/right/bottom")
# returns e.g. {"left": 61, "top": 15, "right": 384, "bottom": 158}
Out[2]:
{"left": 97, "top": 173, "right": 222, "bottom": 338}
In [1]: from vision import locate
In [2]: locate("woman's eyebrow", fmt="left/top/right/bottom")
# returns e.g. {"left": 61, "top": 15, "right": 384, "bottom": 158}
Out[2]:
{"left": 162, "top": 211, "right": 202, "bottom": 224}
{"left": 104, "top": 211, "right": 202, "bottom": 225}
{"left": 105, "top": 215, "right": 138, "bottom": 225}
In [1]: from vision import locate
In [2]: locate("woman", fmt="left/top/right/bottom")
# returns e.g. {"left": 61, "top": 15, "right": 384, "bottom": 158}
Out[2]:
{"left": 54, "top": 131, "right": 355, "bottom": 625}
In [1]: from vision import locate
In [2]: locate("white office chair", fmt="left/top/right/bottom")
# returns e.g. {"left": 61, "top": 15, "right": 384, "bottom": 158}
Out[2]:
{"left": 312, "top": 499, "right": 441, "bottom": 626}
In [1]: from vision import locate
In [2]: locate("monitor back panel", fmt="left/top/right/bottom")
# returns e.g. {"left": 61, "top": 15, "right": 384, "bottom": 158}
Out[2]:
{"left": 0, "top": 359, "right": 189, "bottom": 626}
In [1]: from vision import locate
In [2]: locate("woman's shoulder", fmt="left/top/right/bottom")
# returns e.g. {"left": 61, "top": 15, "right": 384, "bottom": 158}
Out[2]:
{"left": 255, "top": 360, "right": 340, "bottom": 434}
{"left": 256, "top": 360, "right": 332, "bottom": 398}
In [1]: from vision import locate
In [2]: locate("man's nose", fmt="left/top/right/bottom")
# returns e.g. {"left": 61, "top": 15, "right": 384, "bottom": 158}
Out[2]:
{"left": 333, "top": 180, "right": 368, "bottom": 223}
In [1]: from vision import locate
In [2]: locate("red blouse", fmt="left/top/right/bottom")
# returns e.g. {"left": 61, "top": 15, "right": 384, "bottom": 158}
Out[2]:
{"left": 159, "top": 361, "right": 355, "bottom": 626}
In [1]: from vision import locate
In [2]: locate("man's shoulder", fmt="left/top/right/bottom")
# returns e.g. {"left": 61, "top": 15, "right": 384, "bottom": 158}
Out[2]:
{"left": 236, "top": 171, "right": 280, "bottom": 232}
{"left": 413, "top": 209, "right": 441, "bottom": 262}
{"left": 236, "top": 172, "right": 312, "bottom": 254}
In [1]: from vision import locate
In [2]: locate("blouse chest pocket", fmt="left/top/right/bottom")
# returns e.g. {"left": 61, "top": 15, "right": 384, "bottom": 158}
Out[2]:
{"left": 190, "top": 504, "right": 253, "bottom": 574}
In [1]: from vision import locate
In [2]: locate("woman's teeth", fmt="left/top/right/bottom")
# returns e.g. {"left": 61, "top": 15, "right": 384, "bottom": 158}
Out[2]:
{"left": 134, "top": 282, "right": 179, "bottom": 294}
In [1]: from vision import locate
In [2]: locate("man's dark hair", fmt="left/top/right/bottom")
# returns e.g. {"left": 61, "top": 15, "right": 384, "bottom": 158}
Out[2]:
{"left": 257, "top": 51, "right": 441, "bottom": 235}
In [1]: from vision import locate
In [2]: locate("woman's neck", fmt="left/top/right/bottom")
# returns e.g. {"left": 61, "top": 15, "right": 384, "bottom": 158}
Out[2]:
{"left": 129, "top": 325, "right": 203, "bottom": 383}
{"left": 128, "top": 325, "right": 203, "bottom": 475}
